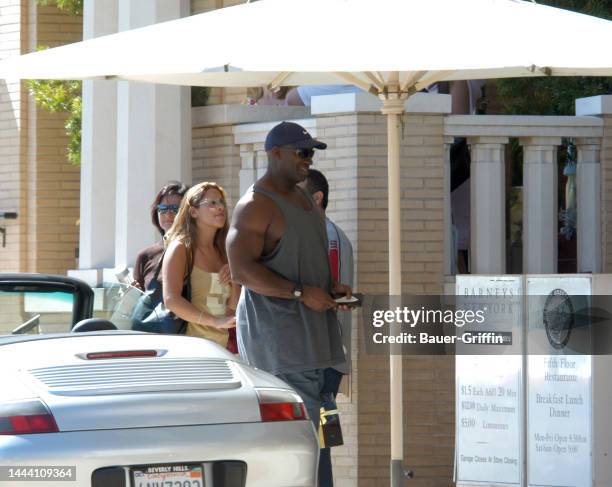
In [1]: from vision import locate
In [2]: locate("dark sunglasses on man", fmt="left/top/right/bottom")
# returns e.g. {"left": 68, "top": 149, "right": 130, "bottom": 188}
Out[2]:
{"left": 156, "top": 204, "right": 180, "bottom": 214}
{"left": 282, "top": 146, "right": 315, "bottom": 160}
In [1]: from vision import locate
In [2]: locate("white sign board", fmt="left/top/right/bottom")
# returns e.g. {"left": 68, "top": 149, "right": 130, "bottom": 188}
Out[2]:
{"left": 456, "top": 276, "right": 523, "bottom": 486}
{"left": 527, "top": 276, "right": 592, "bottom": 487}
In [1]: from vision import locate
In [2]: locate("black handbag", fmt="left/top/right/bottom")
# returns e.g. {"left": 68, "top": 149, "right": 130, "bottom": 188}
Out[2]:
{"left": 131, "top": 250, "right": 191, "bottom": 334}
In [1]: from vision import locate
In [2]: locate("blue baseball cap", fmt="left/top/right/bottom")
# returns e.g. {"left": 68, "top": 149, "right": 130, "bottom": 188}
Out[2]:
{"left": 264, "top": 121, "right": 327, "bottom": 152}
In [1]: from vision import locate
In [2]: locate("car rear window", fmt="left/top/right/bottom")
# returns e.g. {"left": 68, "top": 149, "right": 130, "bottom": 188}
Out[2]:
{"left": 0, "top": 288, "right": 75, "bottom": 335}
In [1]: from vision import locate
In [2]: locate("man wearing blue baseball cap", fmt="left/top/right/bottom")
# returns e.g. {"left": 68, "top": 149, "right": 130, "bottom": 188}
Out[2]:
{"left": 227, "top": 121, "right": 351, "bottom": 450}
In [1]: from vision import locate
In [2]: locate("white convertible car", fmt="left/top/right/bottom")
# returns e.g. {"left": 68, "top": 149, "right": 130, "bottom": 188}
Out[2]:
{"left": 0, "top": 275, "right": 318, "bottom": 487}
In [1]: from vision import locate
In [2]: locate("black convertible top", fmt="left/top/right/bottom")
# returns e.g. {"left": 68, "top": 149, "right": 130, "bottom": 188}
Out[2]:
{"left": 0, "top": 273, "right": 94, "bottom": 326}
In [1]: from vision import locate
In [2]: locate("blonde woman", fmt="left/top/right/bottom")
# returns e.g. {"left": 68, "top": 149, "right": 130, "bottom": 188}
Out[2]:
{"left": 163, "top": 182, "right": 238, "bottom": 350}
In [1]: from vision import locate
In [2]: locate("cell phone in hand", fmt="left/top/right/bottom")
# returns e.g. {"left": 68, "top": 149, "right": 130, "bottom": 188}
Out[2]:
{"left": 334, "top": 293, "right": 363, "bottom": 308}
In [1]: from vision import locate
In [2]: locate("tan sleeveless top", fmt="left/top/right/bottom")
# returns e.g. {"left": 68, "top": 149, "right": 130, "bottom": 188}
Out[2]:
{"left": 186, "top": 266, "right": 232, "bottom": 347}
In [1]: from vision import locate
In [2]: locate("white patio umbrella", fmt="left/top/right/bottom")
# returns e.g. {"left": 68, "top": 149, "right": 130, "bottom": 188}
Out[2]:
{"left": 2, "top": 0, "right": 611, "bottom": 484}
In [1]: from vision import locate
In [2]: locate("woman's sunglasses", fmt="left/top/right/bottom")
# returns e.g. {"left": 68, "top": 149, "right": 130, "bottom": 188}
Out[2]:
{"left": 156, "top": 204, "right": 180, "bottom": 214}
{"left": 197, "top": 198, "right": 227, "bottom": 209}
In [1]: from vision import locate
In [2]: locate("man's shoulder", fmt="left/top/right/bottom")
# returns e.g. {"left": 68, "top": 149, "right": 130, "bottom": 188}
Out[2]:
{"left": 236, "top": 184, "right": 279, "bottom": 211}
{"left": 326, "top": 218, "right": 351, "bottom": 241}
{"left": 233, "top": 185, "right": 280, "bottom": 227}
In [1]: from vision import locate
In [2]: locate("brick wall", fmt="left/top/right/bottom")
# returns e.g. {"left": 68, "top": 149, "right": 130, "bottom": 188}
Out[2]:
{"left": 31, "top": 107, "right": 80, "bottom": 274}
{"left": 0, "top": 2, "right": 81, "bottom": 274}
{"left": 29, "top": 4, "right": 81, "bottom": 274}
{"left": 0, "top": 0, "right": 27, "bottom": 321}
{"left": 191, "top": 0, "right": 217, "bottom": 13}
{"left": 0, "top": 0, "right": 25, "bottom": 272}
{"left": 192, "top": 124, "right": 241, "bottom": 209}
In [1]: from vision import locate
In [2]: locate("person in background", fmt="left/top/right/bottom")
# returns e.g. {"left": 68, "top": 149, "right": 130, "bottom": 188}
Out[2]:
{"left": 249, "top": 85, "right": 363, "bottom": 107}
{"left": 227, "top": 121, "right": 351, "bottom": 432}
{"left": 300, "top": 168, "right": 354, "bottom": 487}
{"left": 246, "top": 86, "right": 292, "bottom": 105}
{"left": 132, "top": 181, "right": 190, "bottom": 291}
{"left": 163, "top": 182, "right": 238, "bottom": 352}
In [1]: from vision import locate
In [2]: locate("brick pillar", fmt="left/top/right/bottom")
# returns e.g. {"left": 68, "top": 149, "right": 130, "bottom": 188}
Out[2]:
{"left": 191, "top": 123, "right": 241, "bottom": 208}
{"left": 397, "top": 103, "right": 454, "bottom": 487}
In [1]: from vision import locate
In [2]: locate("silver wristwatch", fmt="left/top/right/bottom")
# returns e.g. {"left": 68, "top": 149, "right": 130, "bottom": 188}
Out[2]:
{"left": 292, "top": 284, "right": 303, "bottom": 300}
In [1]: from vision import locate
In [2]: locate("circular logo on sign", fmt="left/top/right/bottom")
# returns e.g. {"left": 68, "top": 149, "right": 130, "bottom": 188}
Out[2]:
{"left": 543, "top": 289, "right": 573, "bottom": 349}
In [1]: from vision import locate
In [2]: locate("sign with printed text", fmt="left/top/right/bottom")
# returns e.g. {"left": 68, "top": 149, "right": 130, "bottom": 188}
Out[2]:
{"left": 455, "top": 276, "right": 523, "bottom": 486}
{"left": 527, "top": 276, "right": 592, "bottom": 487}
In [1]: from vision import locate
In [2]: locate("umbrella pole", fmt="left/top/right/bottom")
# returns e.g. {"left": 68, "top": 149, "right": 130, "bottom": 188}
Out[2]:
{"left": 381, "top": 94, "right": 408, "bottom": 486}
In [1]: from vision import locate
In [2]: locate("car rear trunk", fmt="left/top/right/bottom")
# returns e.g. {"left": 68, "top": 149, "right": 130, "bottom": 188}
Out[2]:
{"left": 18, "top": 357, "right": 261, "bottom": 431}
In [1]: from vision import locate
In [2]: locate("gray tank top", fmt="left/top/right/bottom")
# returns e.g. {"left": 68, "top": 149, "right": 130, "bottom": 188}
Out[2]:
{"left": 236, "top": 185, "right": 345, "bottom": 375}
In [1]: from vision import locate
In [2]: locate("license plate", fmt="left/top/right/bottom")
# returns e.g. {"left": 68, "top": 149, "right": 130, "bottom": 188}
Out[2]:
{"left": 131, "top": 464, "right": 204, "bottom": 487}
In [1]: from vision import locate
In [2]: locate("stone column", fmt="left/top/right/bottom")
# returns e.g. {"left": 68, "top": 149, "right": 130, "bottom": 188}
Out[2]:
{"left": 467, "top": 137, "right": 508, "bottom": 274}
{"left": 520, "top": 137, "right": 561, "bottom": 274}
{"left": 114, "top": 0, "right": 191, "bottom": 270}
{"left": 576, "top": 138, "right": 602, "bottom": 273}
{"left": 77, "top": 0, "right": 118, "bottom": 281}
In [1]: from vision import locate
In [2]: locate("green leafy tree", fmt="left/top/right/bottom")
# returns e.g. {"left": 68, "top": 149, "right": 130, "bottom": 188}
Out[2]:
{"left": 28, "top": 78, "right": 82, "bottom": 164}
{"left": 37, "top": 0, "right": 82, "bottom": 16}
{"left": 496, "top": 0, "right": 612, "bottom": 115}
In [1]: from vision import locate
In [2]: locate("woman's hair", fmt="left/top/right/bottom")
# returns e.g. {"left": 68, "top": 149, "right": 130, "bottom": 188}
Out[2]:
{"left": 151, "top": 181, "right": 190, "bottom": 236}
{"left": 164, "top": 181, "right": 229, "bottom": 268}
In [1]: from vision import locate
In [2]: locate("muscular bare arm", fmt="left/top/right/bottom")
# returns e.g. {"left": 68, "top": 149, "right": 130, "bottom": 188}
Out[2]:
{"left": 226, "top": 195, "right": 295, "bottom": 299}
{"left": 227, "top": 193, "right": 336, "bottom": 311}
